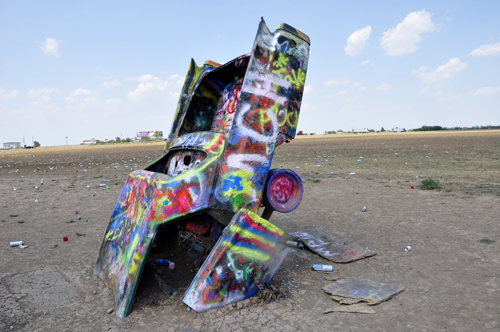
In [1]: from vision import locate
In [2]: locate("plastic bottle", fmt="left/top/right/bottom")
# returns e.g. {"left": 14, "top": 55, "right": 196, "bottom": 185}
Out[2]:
{"left": 313, "top": 264, "right": 333, "bottom": 271}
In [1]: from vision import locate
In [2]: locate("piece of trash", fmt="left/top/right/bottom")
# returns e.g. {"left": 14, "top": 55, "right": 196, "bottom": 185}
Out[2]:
{"left": 91, "top": 194, "right": 95, "bottom": 196}
{"left": 10, "top": 241, "right": 24, "bottom": 247}
{"left": 411, "top": 186, "right": 414, "bottom": 189}
{"left": 291, "top": 230, "right": 376, "bottom": 263}
{"left": 154, "top": 273, "right": 179, "bottom": 299}
{"left": 76, "top": 233, "right": 86, "bottom": 237}
{"left": 77, "top": 216, "right": 82, "bottom": 220}
{"left": 100, "top": 184, "right": 106, "bottom": 187}
{"left": 63, "top": 237, "right": 68, "bottom": 242}
{"left": 19, "top": 245, "right": 29, "bottom": 249}
{"left": 41, "top": 179, "right": 43, "bottom": 185}
{"left": 362, "top": 206, "right": 367, "bottom": 212}
{"left": 324, "top": 277, "right": 405, "bottom": 305}
{"left": 286, "top": 240, "right": 304, "bottom": 249}
{"left": 405, "top": 246, "right": 412, "bottom": 252}
{"left": 350, "top": 172, "right": 355, "bottom": 175}
{"left": 87, "top": 185, "right": 90, "bottom": 188}
{"left": 106, "top": 186, "right": 109, "bottom": 189}
{"left": 313, "top": 264, "right": 333, "bottom": 271}
{"left": 425, "top": 156, "right": 429, "bottom": 158}
{"left": 169, "top": 261, "right": 175, "bottom": 270}
{"left": 51, "top": 243, "right": 58, "bottom": 249}
{"left": 295, "top": 166, "right": 300, "bottom": 169}
{"left": 106, "top": 308, "right": 114, "bottom": 314}
{"left": 75, "top": 211, "right": 79, "bottom": 215}
{"left": 156, "top": 259, "right": 171, "bottom": 265}
{"left": 35, "top": 199, "right": 39, "bottom": 203}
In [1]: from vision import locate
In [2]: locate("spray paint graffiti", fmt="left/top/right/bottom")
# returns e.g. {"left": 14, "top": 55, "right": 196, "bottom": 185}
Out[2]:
{"left": 94, "top": 133, "right": 225, "bottom": 317}
{"left": 183, "top": 208, "right": 289, "bottom": 311}
{"left": 95, "top": 18, "right": 310, "bottom": 318}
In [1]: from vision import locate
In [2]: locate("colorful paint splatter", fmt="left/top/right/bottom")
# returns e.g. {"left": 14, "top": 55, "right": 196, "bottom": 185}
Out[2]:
{"left": 182, "top": 208, "right": 289, "bottom": 311}
{"left": 95, "top": 18, "right": 310, "bottom": 317}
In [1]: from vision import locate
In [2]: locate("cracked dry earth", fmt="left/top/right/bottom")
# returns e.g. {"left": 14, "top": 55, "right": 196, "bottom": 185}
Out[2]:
{"left": 1, "top": 142, "right": 499, "bottom": 331}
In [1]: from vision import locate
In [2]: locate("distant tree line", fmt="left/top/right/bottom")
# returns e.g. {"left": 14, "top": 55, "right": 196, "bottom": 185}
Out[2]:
{"left": 413, "top": 125, "right": 500, "bottom": 131}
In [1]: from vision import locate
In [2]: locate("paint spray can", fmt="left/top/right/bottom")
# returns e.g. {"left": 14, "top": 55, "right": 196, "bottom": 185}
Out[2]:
{"left": 156, "top": 259, "right": 170, "bottom": 265}
{"left": 41, "top": 179, "right": 43, "bottom": 185}
{"left": 286, "top": 240, "right": 304, "bottom": 249}
{"left": 362, "top": 206, "right": 367, "bottom": 212}
{"left": 313, "top": 264, "right": 333, "bottom": 271}
{"left": 10, "top": 241, "right": 24, "bottom": 247}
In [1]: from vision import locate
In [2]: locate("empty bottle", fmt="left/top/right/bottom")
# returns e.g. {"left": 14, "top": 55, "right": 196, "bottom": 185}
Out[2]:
{"left": 313, "top": 264, "right": 333, "bottom": 271}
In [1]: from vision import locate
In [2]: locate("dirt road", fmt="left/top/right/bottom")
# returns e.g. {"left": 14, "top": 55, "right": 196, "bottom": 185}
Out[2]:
{"left": 1, "top": 132, "right": 499, "bottom": 331}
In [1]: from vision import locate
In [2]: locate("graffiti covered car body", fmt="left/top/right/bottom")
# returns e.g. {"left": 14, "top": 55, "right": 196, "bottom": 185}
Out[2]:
{"left": 94, "top": 18, "right": 310, "bottom": 317}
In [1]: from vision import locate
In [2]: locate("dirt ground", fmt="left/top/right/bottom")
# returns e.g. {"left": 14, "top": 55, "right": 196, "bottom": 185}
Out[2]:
{"left": 1, "top": 131, "right": 499, "bottom": 331}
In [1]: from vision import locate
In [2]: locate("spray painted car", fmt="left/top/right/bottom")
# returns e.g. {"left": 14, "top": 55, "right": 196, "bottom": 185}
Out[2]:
{"left": 95, "top": 18, "right": 310, "bottom": 317}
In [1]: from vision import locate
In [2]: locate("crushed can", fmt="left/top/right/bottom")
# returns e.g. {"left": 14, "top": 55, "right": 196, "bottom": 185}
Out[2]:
{"left": 286, "top": 240, "right": 304, "bottom": 249}
{"left": 156, "top": 259, "right": 171, "bottom": 265}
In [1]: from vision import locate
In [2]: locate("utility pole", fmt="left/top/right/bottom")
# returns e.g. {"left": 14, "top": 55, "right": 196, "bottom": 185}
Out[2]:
{"left": 32, "top": 135, "right": 34, "bottom": 145}
{"left": 23, "top": 135, "right": 25, "bottom": 146}
{"left": 66, "top": 136, "right": 68, "bottom": 145}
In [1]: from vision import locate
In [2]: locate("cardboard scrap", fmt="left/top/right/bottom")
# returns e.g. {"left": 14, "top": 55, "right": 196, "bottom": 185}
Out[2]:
{"left": 323, "top": 277, "right": 405, "bottom": 305}
{"left": 323, "top": 304, "right": 376, "bottom": 314}
{"left": 290, "top": 230, "right": 376, "bottom": 263}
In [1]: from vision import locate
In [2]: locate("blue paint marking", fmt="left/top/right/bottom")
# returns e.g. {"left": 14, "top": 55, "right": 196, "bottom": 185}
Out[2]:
{"left": 223, "top": 175, "right": 243, "bottom": 191}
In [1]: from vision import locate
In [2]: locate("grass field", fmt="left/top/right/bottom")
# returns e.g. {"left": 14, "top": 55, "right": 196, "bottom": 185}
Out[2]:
{"left": 2, "top": 130, "right": 499, "bottom": 195}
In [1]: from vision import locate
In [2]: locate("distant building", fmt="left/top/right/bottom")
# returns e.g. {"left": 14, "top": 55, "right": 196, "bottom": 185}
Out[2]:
{"left": 3, "top": 142, "right": 21, "bottom": 149}
{"left": 392, "top": 127, "right": 407, "bottom": 132}
{"left": 352, "top": 128, "right": 369, "bottom": 133}
{"left": 136, "top": 131, "right": 163, "bottom": 139}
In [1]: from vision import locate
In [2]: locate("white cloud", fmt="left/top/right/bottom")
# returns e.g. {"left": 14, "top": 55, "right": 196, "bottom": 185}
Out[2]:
{"left": 40, "top": 38, "right": 59, "bottom": 57}
{"left": 345, "top": 26, "right": 372, "bottom": 56}
{"left": 127, "top": 74, "right": 183, "bottom": 102}
{"left": 470, "top": 85, "right": 500, "bottom": 96}
{"left": 380, "top": 10, "right": 436, "bottom": 56}
{"left": 304, "top": 85, "right": 313, "bottom": 94}
{"left": 469, "top": 41, "right": 500, "bottom": 56}
{"left": 324, "top": 78, "right": 350, "bottom": 86}
{"left": 413, "top": 57, "right": 467, "bottom": 83}
{"left": 102, "top": 79, "right": 120, "bottom": 89}
{"left": 0, "top": 87, "right": 20, "bottom": 100}
{"left": 376, "top": 84, "right": 392, "bottom": 91}
{"left": 360, "top": 60, "right": 370, "bottom": 65}
{"left": 335, "top": 91, "right": 347, "bottom": 96}
{"left": 27, "top": 88, "right": 58, "bottom": 104}
{"left": 421, "top": 86, "right": 429, "bottom": 93}
{"left": 351, "top": 82, "right": 367, "bottom": 91}
{"left": 65, "top": 88, "right": 95, "bottom": 107}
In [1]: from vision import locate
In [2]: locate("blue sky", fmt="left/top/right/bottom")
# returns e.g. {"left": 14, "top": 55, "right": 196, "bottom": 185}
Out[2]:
{"left": 1, "top": 0, "right": 499, "bottom": 146}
